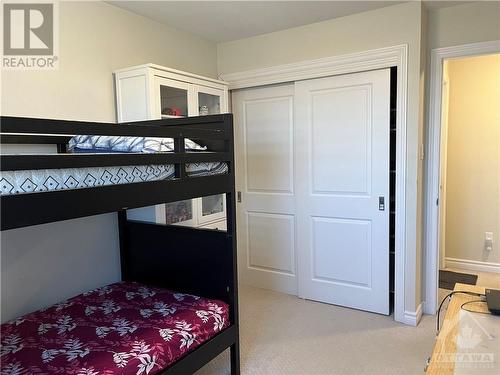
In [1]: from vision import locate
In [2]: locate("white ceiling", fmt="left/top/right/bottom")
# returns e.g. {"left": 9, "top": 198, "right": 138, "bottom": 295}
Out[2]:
{"left": 109, "top": 1, "right": 471, "bottom": 43}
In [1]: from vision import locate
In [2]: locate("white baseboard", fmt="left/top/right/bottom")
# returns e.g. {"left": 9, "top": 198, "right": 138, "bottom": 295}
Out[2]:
{"left": 422, "top": 300, "right": 434, "bottom": 315}
{"left": 402, "top": 303, "right": 423, "bottom": 326}
{"left": 445, "top": 257, "right": 500, "bottom": 274}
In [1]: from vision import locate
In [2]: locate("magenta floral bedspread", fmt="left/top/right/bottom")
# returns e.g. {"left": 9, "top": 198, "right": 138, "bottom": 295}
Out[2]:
{"left": 0, "top": 282, "right": 229, "bottom": 375}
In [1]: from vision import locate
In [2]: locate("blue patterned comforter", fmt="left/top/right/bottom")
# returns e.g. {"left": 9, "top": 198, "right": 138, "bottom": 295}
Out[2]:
{"left": 68, "top": 135, "right": 206, "bottom": 153}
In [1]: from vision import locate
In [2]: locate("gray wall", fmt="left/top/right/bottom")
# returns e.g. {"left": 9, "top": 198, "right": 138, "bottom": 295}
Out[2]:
{"left": 426, "top": 1, "right": 500, "bottom": 50}
{"left": 1, "top": 215, "right": 121, "bottom": 322}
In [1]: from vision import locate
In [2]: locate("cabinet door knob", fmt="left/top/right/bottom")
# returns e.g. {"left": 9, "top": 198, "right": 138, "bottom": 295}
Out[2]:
{"left": 237, "top": 191, "right": 242, "bottom": 203}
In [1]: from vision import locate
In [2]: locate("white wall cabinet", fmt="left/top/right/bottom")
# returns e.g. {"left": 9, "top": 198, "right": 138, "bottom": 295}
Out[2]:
{"left": 114, "top": 64, "right": 229, "bottom": 230}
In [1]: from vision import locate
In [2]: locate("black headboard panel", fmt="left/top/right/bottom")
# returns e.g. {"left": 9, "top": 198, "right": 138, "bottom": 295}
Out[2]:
{"left": 119, "top": 215, "right": 235, "bottom": 306}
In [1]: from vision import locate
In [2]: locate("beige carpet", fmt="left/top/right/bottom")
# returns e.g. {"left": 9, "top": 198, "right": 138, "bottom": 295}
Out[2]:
{"left": 197, "top": 285, "right": 436, "bottom": 375}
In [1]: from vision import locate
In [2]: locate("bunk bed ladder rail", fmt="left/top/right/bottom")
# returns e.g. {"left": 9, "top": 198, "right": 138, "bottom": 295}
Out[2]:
{"left": 173, "top": 136, "right": 186, "bottom": 179}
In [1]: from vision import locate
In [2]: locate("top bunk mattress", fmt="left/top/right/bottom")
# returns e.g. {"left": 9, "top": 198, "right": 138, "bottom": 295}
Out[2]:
{"left": 0, "top": 161, "right": 228, "bottom": 196}
{"left": 0, "top": 282, "right": 230, "bottom": 375}
{"left": 0, "top": 134, "right": 228, "bottom": 196}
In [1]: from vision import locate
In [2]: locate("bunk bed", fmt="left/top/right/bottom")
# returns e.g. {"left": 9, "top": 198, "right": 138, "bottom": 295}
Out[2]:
{"left": 0, "top": 114, "right": 240, "bottom": 375}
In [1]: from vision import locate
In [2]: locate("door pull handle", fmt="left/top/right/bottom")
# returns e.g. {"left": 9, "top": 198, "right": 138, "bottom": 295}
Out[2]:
{"left": 379, "top": 196, "right": 385, "bottom": 211}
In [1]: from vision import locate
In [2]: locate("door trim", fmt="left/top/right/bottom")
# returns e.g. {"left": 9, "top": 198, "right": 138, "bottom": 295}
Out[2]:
{"left": 222, "top": 44, "right": 408, "bottom": 324}
{"left": 424, "top": 39, "right": 500, "bottom": 315}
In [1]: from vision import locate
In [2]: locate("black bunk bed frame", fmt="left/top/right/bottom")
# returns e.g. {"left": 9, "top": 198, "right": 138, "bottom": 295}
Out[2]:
{"left": 0, "top": 114, "right": 240, "bottom": 375}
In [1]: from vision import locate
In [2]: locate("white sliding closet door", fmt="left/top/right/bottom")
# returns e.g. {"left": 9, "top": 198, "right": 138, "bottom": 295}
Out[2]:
{"left": 233, "top": 84, "right": 297, "bottom": 295}
{"left": 295, "top": 69, "right": 391, "bottom": 314}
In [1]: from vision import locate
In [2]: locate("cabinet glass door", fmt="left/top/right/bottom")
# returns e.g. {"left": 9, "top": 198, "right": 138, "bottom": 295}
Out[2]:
{"left": 156, "top": 77, "right": 190, "bottom": 119}
{"left": 198, "top": 194, "right": 226, "bottom": 225}
{"left": 196, "top": 86, "right": 224, "bottom": 116}
{"left": 198, "top": 92, "right": 221, "bottom": 116}
{"left": 196, "top": 87, "right": 225, "bottom": 226}
{"left": 165, "top": 199, "right": 197, "bottom": 226}
{"left": 155, "top": 78, "right": 195, "bottom": 225}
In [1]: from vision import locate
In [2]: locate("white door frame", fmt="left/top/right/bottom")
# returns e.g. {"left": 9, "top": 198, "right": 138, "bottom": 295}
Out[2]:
{"left": 221, "top": 44, "right": 408, "bottom": 324}
{"left": 423, "top": 40, "right": 500, "bottom": 315}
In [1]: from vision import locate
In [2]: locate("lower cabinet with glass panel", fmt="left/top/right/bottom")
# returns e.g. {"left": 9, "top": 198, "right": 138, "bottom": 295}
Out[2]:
{"left": 127, "top": 194, "right": 227, "bottom": 231}
{"left": 165, "top": 195, "right": 227, "bottom": 231}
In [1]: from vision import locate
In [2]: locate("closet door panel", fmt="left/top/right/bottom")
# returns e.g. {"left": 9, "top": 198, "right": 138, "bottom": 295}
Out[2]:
{"left": 247, "top": 212, "right": 295, "bottom": 275}
{"left": 244, "top": 96, "right": 294, "bottom": 193}
{"left": 310, "top": 86, "right": 371, "bottom": 195}
{"left": 295, "top": 69, "right": 390, "bottom": 315}
{"left": 233, "top": 84, "right": 297, "bottom": 295}
{"left": 311, "top": 216, "right": 372, "bottom": 286}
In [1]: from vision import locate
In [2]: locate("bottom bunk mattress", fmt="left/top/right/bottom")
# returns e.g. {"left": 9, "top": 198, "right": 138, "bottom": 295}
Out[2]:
{"left": 0, "top": 282, "right": 230, "bottom": 375}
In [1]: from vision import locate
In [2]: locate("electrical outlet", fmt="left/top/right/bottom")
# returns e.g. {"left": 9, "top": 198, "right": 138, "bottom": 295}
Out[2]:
{"left": 485, "top": 232, "right": 493, "bottom": 252}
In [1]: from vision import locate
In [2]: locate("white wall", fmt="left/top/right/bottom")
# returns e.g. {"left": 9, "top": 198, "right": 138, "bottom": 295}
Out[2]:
{"left": 0, "top": 1, "right": 218, "bottom": 323}
{"left": 217, "top": 1, "right": 426, "bottom": 313}
{"left": 444, "top": 54, "right": 500, "bottom": 265}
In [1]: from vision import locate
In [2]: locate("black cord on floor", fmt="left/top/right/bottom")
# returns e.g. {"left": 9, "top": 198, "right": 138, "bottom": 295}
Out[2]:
{"left": 460, "top": 299, "right": 490, "bottom": 314}
{"left": 436, "top": 291, "right": 485, "bottom": 334}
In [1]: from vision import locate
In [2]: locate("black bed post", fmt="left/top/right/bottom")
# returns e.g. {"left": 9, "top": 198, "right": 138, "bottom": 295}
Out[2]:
{"left": 225, "top": 114, "right": 240, "bottom": 375}
{"left": 56, "top": 143, "right": 67, "bottom": 153}
{"left": 117, "top": 210, "right": 130, "bottom": 281}
{"left": 228, "top": 189, "right": 240, "bottom": 375}
{"left": 230, "top": 336, "right": 240, "bottom": 375}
